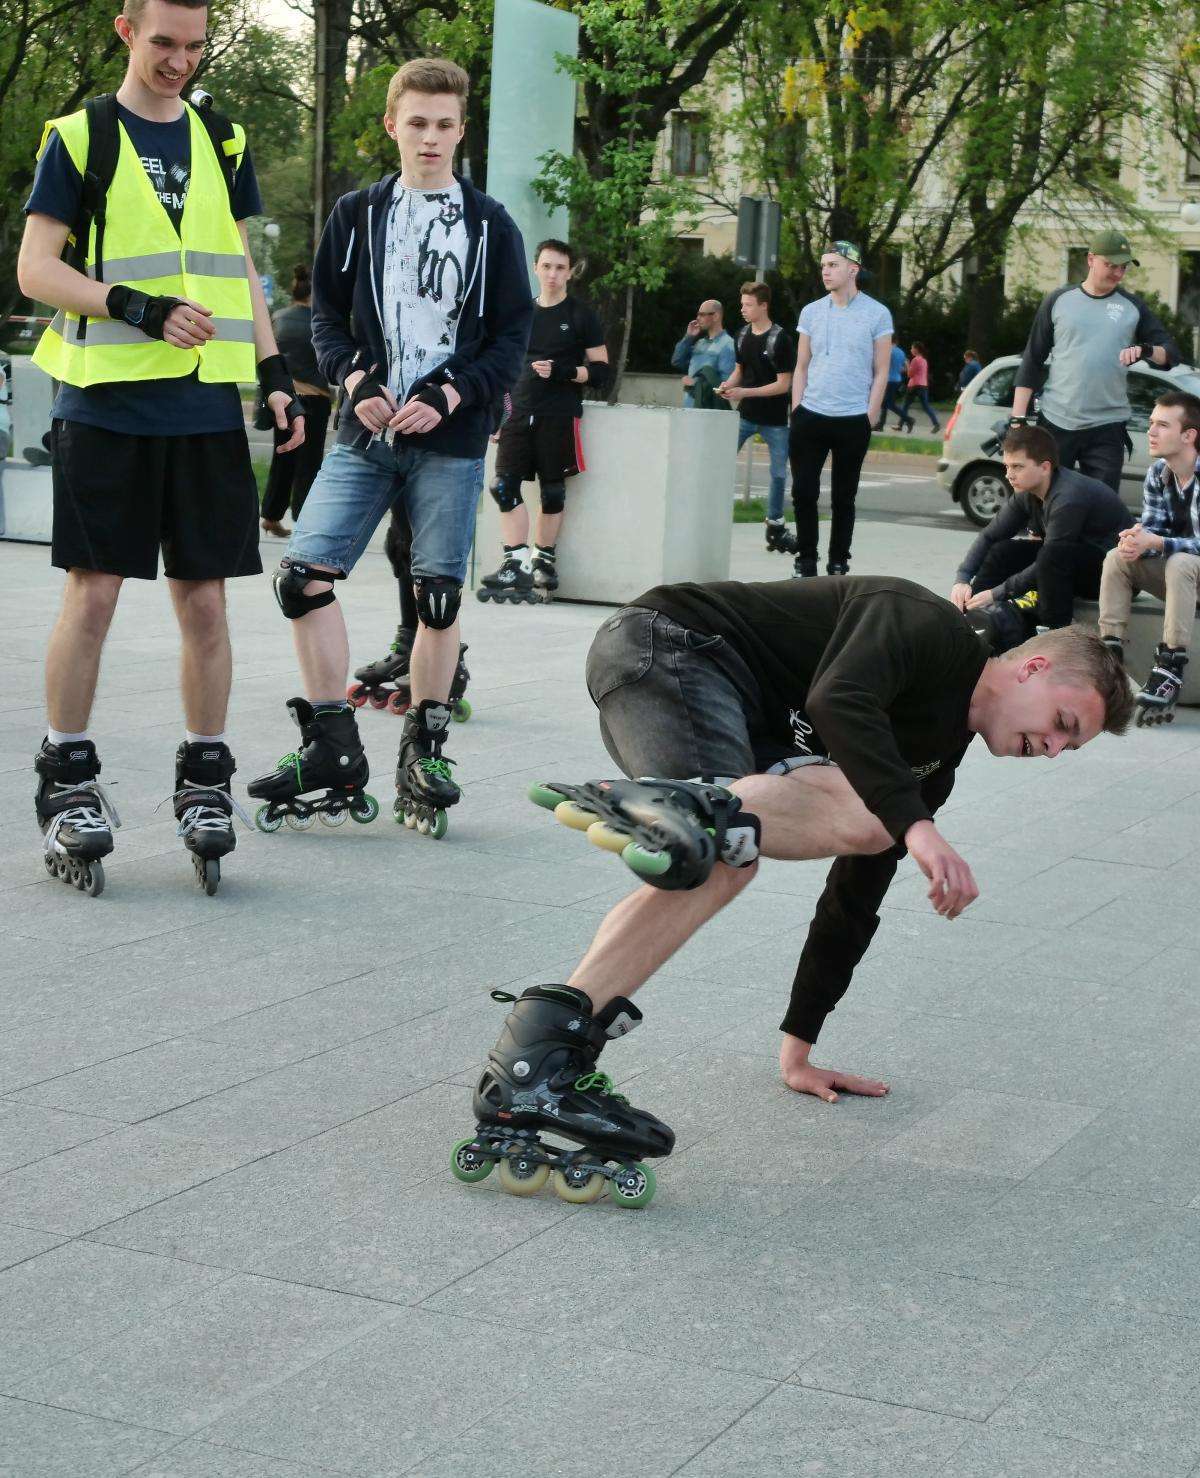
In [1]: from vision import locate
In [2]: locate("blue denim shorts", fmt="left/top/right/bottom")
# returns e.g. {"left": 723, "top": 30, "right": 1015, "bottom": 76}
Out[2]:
{"left": 287, "top": 439, "right": 484, "bottom": 580}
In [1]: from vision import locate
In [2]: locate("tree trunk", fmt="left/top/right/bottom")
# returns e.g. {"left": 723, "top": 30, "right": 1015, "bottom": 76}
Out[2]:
{"left": 312, "top": 0, "right": 355, "bottom": 252}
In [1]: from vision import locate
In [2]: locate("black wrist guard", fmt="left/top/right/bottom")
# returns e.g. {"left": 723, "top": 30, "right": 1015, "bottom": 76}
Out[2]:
{"left": 257, "top": 352, "right": 295, "bottom": 403}
{"left": 350, "top": 373, "right": 387, "bottom": 410}
{"left": 106, "top": 285, "right": 185, "bottom": 340}
{"left": 585, "top": 360, "right": 612, "bottom": 392}
{"left": 413, "top": 383, "right": 450, "bottom": 418}
{"left": 549, "top": 360, "right": 577, "bottom": 384}
{"left": 1138, "top": 342, "right": 1157, "bottom": 361}
{"left": 1007, "top": 415, "right": 1036, "bottom": 429}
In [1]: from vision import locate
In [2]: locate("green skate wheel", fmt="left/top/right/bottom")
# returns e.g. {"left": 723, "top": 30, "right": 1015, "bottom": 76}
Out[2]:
{"left": 587, "top": 821, "right": 631, "bottom": 854}
{"left": 551, "top": 1168, "right": 607, "bottom": 1204}
{"left": 555, "top": 800, "right": 599, "bottom": 831}
{"left": 255, "top": 805, "right": 283, "bottom": 834}
{"left": 450, "top": 1138, "right": 494, "bottom": 1184}
{"left": 622, "top": 841, "right": 673, "bottom": 879}
{"left": 286, "top": 810, "right": 315, "bottom": 831}
{"left": 497, "top": 1156, "right": 550, "bottom": 1197}
{"left": 452, "top": 698, "right": 471, "bottom": 722}
{"left": 528, "top": 781, "right": 567, "bottom": 811}
{"left": 429, "top": 811, "right": 448, "bottom": 841}
{"left": 351, "top": 794, "right": 379, "bottom": 824}
{"left": 608, "top": 1163, "right": 656, "bottom": 1209}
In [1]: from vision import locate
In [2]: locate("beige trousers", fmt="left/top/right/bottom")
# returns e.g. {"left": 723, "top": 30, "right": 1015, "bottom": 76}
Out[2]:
{"left": 1098, "top": 548, "right": 1200, "bottom": 649}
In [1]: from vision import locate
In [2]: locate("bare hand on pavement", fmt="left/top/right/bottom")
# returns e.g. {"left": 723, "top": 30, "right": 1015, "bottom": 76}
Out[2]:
{"left": 779, "top": 1036, "right": 889, "bottom": 1103}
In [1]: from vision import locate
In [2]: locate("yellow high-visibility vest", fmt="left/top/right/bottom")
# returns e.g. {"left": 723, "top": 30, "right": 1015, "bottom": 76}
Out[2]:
{"left": 33, "top": 102, "right": 256, "bottom": 387}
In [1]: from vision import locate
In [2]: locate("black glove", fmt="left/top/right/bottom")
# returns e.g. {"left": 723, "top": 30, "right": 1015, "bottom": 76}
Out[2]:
{"left": 106, "top": 285, "right": 186, "bottom": 340}
{"left": 1137, "top": 342, "right": 1158, "bottom": 362}
{"left": 549, "top": 360, "right": 578, "bottom": 383}
{"left": 350, "top": 372, "right": 388, "bottom": 411}
{"left": 411, "top": 383, "right": 451, "bottom": 418}
{"left": 256, "top": 353, "right": 303, "bottom": 445}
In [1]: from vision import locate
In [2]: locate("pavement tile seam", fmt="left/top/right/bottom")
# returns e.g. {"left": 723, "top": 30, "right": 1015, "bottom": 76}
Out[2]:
{"left": 0, "top": 1388, "right": 182, "bottom": 1437}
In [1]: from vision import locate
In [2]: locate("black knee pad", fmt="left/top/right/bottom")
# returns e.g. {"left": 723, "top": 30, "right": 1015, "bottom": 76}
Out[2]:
{"left": 273, "top": 558, "right": 343, "bottom": 620}
{"left": 539, "top": 481, "right": 566, "bottom": 516}
{"left": 414, "top": 575, "right": 462, "bottom": 630}
{"left": 489, "top": 478, "right": 523, "bottom": 513}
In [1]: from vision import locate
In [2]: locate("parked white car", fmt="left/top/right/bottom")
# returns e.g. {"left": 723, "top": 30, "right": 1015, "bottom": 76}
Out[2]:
{"left": 937, "top": 354, "right": 1200, "bottom": 525}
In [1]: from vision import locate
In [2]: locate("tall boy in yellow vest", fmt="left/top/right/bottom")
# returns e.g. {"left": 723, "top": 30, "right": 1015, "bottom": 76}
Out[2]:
{"left": 17, "top": 0, "right": 303, "bottom": 897}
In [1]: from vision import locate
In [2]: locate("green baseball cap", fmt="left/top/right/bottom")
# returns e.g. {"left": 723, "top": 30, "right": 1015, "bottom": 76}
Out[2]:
{"left": 825, "top": 239, "right": 864, "bottom": 265}
{"left": 1090, "top": 229, "right": 1139, "bottom": 266}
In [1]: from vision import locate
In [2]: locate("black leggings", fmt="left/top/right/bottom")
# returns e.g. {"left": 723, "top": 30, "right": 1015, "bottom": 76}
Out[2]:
{"left": 384, "top": 504, "right": 419, "bottom": 630}
{"left": 974, "top": 538, "right": 1106, "bottom": 628}
{"left": 261, "top": 394, "right": 331, "bottom": 521}
{"left": 789, "top": 407, "right": 873, "bottom": 566}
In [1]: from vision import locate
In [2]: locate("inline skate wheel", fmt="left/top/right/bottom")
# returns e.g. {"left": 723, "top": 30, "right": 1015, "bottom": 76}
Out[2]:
{"left": 194, "top": 855, "right": 220, "bottom": 896}
{"left": 350, "top": 794, "right": 379, "bottom": 824}
{"left": 368, "top": 692, "right": 389, "bottom": 711}
{"left": 83, "top": 859, "right": 105, "bottom": 899}
{"left": 555, "top": 800, "right": 599, "bottom": 831}
{"left": 475, "top": 589, "right": 491, "bottom": 603}
{"left": 427, "top": 811, "right": 448, "bottom": 840}
{"left": 497, "top": 1155, "right": 551, "bottom": 1197}
{"left": 587, "top": 821, "right": 631, "bottom": 854}
{"left": 528, "top": 781, "right": 567, "bottom": 811}
{"left": 450, "top": 1138, "right": 494, "bottom": 1184}
{"left": 285, "top": 810, "right": 316, "bottom": 831}
{"left": 608, "top": 1163, "right": 656, "bottom": 1209}
{"left": 255, "top": 804, "right": 284, "bottom": 834}
{"left": 42, "top": 852, "right": 57, "bottom": 878}
{"left": 622, "top": 842, "right": 673, "bottom": 880}
{"left": 70, "top": 859, "right": 86, "bottom": 889}
{"left": 551, "top": 1167, "right": 607, "bottom": 1204}
{"left": 319, "top": 805, "right": 349, "bottom": 826}
{"left": 346, "top": 683, "right": 369, "bottom": 708}
{"left": 396, "top": 800, "right": 417, "bottom": 829}
{"left": 452, "top": 699, "right": 471, "bottom": 723}
{"left": 55, "top": 854, "right": 69, "bottom": 881}
{"left": 387, "top": 691, "right": 410, "bottom": 716}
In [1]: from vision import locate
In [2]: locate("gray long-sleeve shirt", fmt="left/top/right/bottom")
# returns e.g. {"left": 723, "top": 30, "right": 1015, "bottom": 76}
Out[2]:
{"left": 1017, "top": 284, "right": 1178, "bottom": 431}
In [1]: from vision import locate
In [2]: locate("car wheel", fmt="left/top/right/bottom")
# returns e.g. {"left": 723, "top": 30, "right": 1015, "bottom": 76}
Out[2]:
{"left": 959, "top": 465, "right": 1010, "bottom": 526}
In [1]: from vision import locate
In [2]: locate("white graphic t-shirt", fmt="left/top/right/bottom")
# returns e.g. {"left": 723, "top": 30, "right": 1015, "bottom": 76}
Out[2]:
{"left": 382, "top": 180, "right": 469, "bottom": 402}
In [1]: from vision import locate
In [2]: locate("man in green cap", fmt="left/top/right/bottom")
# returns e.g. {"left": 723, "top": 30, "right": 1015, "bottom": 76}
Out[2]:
{"left": 1010, "top": 229, "right": 1179, "bottom": 494}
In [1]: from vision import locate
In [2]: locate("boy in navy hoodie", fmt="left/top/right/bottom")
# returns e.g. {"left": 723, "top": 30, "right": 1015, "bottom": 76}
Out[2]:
{"left": 249, "top": 58, "right": 532, "bottom": 835}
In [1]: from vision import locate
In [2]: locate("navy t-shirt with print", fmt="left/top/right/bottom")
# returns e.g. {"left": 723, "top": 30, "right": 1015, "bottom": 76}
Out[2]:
{"left": 24, "top": 102, "right": 263, "bottom": 436}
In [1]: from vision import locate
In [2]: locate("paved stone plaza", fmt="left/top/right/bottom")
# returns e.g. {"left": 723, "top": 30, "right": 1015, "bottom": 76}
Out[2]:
{"left": 3, "top": 508, "right": 1200, "bottom": 1477}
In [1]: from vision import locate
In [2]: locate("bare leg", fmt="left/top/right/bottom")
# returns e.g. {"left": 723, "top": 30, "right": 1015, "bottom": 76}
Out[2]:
{"left": 409, "top": 619, "right": 460, "bottom": 705}
{"left": 533, "top": 510, "right": 564, "bottom": 548}
{"left": 286, "top": 566, "right": 350, "bottom": 704}
{"left": 168, "top": 579, "right": 232, "bottom": 733}
{"left": 498, "top": 504, "right": 531, "bottom": 548}
{"left": 569, "top": 766, "right": 892, "bottom": 1014}
{"left": 45, "top": 571, "right": 123, "bottom": 732}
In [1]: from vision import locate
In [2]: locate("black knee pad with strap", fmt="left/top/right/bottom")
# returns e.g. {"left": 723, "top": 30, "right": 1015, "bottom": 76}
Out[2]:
{"left": 490, "top": 478, "right": 524, "bottom": 513}
{"left": 273, "top": 558, "right": 343, "bottom": 620}
{"left": 414, "top": 574, "right": 462, "bottom": 630}
{"left": 539, "top": 481, "right": 566, "bottom": 516}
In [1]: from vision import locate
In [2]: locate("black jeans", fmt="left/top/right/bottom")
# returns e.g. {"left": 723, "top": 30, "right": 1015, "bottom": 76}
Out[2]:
{"left": 789, "top": 407, "right": 873, "bottom": 566}
{"left": 1038, "top": 416, "right": 1126, "bottom": 496}
{"left": 974, "top": 537, "right": 1106, "bottom": 629}
{"left": 261, "top": 394, "right": 332, "bottom": 522}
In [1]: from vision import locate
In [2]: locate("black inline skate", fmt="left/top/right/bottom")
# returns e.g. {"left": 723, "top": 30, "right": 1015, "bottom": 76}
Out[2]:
{"left": 977, "top": 591, "right": 1038, "bottom": 655}
{"left": 34, "top": 739, "right": 121, "bottom": 897}
{"left": 451, "top": 985, "right": 674, "bottom": 1208}
{"left": 394, "top": 699, "right": 459, "bottom": 839}
{"left": 1135, "top": 644, "right": 1188, "bottom": 726}
{"left": 247, "top": 699, "right": 379, "bottom": 832}
{"left": 792, "top": 556, "right": 818, "bottom": 579}
{"left": 764, "top": 518, "right": 797, "bottom": 555}
{"left": 169, "top": 741, "right": 250, "bottom": 895}
{"left": 347, "top": 625, "right": 415, "bottom": 714}
{"left": 529, "top": 776, "right": 761, "bottom": 890}
{"left": 826, "top": 560, "right": 850, "bottom": 576}
{"left": 477, "top": 544, "right": 537, "bottom": 605}
{"left": 530, "top": 544, "right": 559, "bottom": 599}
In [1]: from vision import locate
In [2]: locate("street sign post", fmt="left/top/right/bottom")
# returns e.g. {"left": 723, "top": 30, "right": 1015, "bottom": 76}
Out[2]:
{"left": 734, "top": 195, "right": 781, "bottom": 278}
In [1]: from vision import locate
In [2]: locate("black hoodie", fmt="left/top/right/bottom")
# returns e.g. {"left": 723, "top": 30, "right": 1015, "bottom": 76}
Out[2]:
{"left": 310, "top": 172, "right": 533, "bottom": 458}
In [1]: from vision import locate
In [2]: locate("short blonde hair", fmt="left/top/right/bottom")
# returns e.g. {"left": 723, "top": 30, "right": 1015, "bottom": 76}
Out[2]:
{"left": 385, "top": 58, "right": 469, "bottom": 119}
{"left": 1004, "top": 625, "right": 1134, "bottom": 735}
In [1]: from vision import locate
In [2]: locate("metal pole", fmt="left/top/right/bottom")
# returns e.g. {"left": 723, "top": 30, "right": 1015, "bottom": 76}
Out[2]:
{"left": 742, "top": 435, "right": 755, "bottom": 503}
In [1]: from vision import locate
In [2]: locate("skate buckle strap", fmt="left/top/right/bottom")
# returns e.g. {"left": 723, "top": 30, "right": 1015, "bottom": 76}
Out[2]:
{"left": 574, "top": 1070, "right": 629, "bottom": 1105}
{"left": 42, "top": 780, "right": 122, "bottom": 858}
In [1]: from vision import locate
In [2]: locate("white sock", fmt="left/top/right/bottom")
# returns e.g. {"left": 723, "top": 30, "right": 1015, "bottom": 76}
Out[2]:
{"left": 48, "top": 728, "right": 89, "bottom": 746}
{"left": 186, "top": 731, "right": 227, "bottom": 746}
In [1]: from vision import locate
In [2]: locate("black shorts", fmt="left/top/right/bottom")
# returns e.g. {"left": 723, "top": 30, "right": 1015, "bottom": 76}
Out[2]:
{"left": 495, "top": 413, "right": 585, "bottom": 486}
{"left": 51, "top": 419, "right": 263, "bottom": 581}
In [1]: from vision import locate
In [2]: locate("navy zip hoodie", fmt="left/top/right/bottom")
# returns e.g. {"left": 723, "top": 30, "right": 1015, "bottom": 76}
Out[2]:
{"left": 311, "top": 171, "right": 533, "bottom": 459}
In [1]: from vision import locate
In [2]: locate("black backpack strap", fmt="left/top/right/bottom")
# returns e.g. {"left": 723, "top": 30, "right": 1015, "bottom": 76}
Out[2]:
{"left": 68, "top": 94, "right": 120, "bottom": 340}
{"left": 191, "top": 99, "right": 238, "bottom": 205}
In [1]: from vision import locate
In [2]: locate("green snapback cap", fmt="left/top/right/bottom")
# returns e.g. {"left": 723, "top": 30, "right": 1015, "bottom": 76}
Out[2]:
{"left": 1089, "top": 229, "right": 1139, "bottom": 266}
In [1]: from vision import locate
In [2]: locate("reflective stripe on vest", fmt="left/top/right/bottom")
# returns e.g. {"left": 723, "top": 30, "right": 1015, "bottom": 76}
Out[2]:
{"left": 32, "top": 103, "right": 255, "bottom": 388}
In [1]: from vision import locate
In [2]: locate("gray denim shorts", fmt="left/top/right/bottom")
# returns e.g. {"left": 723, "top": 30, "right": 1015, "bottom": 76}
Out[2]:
{"left": 584, "top": 606, "right": 770, "bottom": 781}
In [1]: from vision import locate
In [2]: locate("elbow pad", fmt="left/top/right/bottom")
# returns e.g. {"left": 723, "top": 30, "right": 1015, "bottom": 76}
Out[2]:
{"left": 585, "top": 360, "right": 611, "bottom": 391}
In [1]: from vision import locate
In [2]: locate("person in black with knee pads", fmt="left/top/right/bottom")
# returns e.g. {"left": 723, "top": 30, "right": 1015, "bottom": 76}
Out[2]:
{"left": 477, "top": 239, "right": 609, "bottom": 604}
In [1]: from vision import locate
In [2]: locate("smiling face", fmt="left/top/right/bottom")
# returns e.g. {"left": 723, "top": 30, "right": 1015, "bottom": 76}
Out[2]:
{"left": 117, "top": 0, "right": 207, "bottom": 99}
{"left": 1085, "top": 252, "right": 1128, "bottom": 293}
{"left": 978, "top": 655, "right": 1108, "bottom": 759}
{"left": 385, "top": 91, "right": 466, "bottom": 186}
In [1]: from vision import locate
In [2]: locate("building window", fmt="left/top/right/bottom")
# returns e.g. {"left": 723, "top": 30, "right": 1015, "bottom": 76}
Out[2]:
{"left": 1067, "top": 247, "right": 1090, "bottom": 282}
{"left": 674, "top": 236, "right": 705, "bottom": 256}
{"left": 671, "top": 112, "right": 710, "bottom": 177}
{"left": 871, "top": 248, "right": 903, "bottom": 296}
{"left": 1186, "top": 148, "right": 1200, "bottom": 183}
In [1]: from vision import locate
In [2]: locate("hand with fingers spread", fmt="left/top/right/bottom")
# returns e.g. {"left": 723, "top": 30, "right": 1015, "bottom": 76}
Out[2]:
{"left": 779, "top": 1034, "right": 889, "bottom": 1103}
{"left": 904, "top": 818, "right": 979, "bottom": 919}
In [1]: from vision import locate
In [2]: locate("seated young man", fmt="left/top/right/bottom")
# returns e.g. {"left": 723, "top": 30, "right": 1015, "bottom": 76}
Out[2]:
{"left": 1099, "top": 389, "right": 1200, "bottom": 725}
{"left": 459, "top": 576, "right": 1132, "bottom": 1198}
{"left": 949, "top": 424, "right": 1132, "bottom": 651}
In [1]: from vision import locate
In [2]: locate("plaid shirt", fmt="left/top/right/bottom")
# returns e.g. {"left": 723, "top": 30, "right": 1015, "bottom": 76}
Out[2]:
{"left": 1140, "top": 455, "right": 1200, "bottom": 557}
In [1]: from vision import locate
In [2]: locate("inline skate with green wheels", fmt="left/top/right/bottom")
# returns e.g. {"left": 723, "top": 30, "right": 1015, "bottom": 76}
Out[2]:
{"left": 247, "top": 699, "right": 379, "bottom": 832}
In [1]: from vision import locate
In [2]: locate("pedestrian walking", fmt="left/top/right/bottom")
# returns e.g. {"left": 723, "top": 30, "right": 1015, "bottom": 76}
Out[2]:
{"left": 900, "top": 341, "right": 940, "bottom": 433}
{"left": 261, "top": 263, "right": 332, "bottom": 538}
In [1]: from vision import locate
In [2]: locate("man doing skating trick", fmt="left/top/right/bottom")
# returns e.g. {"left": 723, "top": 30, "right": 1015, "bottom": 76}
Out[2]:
{"left": 18, "top": 0, "right": 304, "bottom": 896}
{"left": 248, "top": 58, "right": 531, "bottom": 840}
{"left": 478, "top": 238, "right": 609, "bottom": 604}
{"left": 455, "top": 578, "right": 1132, "bottom": 1205}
